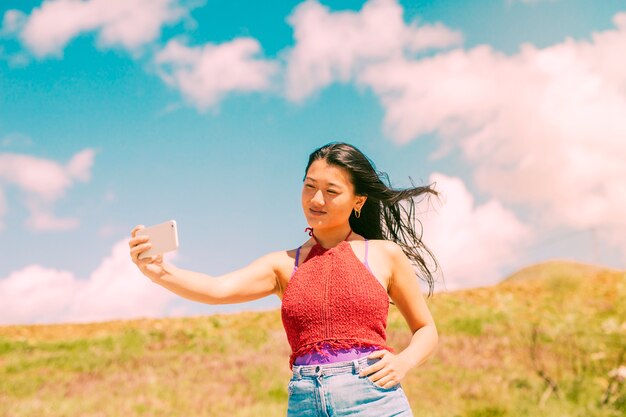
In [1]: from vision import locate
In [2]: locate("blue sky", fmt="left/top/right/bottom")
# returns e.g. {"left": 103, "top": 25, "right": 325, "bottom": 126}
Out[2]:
{"left": 1, "top": 0, "right": 625, "bottom": 325}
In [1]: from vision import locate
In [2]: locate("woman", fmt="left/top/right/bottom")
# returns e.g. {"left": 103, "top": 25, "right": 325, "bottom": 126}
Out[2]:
{"left": 129, "top": 142, "right": 440, "bottom": 416}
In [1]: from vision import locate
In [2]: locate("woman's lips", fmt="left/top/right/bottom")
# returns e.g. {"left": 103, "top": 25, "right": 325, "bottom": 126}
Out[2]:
{"left": 310, "top": 208, "right": 326, "bottom": 215}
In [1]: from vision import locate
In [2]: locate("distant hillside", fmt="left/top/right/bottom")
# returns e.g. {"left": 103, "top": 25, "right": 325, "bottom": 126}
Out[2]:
{"left": 1, "top": 260, "right": 624, "bottom": 417}
{"left": 500, "top": 259, "right": 614, "bottom": 284}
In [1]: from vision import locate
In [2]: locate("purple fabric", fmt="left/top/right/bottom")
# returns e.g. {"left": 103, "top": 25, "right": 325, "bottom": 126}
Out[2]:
{"left": 293, "top": 342, "right": 379, "bottom": 365}
{"left": 291, "top": 245, "right": 302, "bottom": 279}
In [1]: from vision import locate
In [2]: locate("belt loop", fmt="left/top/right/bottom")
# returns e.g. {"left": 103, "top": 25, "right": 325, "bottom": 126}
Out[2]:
{"left": 294, "top": 366, "right": 302, "bottom": 380}
{"left": 352, "top": 359, "right": 360, "bottom": 374}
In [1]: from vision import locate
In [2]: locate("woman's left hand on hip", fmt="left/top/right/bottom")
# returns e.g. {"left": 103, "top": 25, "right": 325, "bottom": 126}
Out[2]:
{"left": 358, "top": 349, "right": 411, "bottom": 389}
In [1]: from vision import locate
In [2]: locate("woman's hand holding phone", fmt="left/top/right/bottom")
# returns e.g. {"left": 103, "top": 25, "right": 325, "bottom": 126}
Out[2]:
{"left": 129, "top": 224, "right": 168, "bottom": 282}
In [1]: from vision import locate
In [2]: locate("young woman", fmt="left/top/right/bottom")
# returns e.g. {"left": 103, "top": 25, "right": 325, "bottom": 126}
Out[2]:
{"left": 129, "top": 142, "right": 440, "bottom": 416}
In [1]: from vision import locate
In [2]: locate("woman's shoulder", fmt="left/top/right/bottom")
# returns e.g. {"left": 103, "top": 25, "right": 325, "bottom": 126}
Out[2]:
{"left": 363, "top": 238, "right": 403, "bottom": 257}
{"left": 265, "top": 247, "right": 300, "bottom": 264}
{"left": 264, "top": 241, "right": 313, "bottom": 264}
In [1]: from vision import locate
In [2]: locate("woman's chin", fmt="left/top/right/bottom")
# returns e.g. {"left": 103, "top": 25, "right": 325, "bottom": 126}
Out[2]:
{"left": 306, "top": 218, "right": 326, "bottom": 227}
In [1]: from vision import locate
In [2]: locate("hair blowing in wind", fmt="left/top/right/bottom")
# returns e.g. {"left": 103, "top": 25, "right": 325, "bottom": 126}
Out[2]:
{"left": 304, "top": 142, "right": 442, "bottom": 298}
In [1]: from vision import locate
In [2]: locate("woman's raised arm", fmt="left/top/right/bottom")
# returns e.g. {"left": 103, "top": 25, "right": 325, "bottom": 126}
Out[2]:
{"left": 129, "top": 224, "right": 280, "bottom": 305}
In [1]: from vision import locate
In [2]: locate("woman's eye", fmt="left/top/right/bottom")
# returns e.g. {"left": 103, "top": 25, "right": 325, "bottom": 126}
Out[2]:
{"left": 327, "top": 190, "right": 337, "bottom": 194}
{"left": 305, "top": 184, "right": 314, "bottom": 189}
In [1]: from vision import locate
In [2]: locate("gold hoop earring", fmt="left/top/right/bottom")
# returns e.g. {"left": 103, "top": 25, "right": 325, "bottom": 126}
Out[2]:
{"left": 354, "top": 208, "right": 361, "bottom": 218}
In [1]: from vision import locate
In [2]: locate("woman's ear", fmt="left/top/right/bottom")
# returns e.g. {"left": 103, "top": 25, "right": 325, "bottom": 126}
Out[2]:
{"left": 357, "top": 195, "right": 367, "bottom": 209}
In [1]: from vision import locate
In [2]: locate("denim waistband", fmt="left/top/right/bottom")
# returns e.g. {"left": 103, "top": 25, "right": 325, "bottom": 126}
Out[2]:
{"left": 291, "top": 356, "right": 379, "bottom": 379}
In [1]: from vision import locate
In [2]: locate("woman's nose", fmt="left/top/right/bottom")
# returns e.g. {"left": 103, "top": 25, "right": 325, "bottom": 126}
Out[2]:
{"left": 312, "top": 190, "right": 325, "bottom": 205}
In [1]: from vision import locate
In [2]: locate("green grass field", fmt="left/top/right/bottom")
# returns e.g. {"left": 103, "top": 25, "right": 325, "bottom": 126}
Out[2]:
{"left": 1, "top": 260, "right": 624, "bottom": 416}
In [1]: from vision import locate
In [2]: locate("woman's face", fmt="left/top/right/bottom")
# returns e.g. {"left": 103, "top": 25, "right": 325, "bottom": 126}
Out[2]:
{"left": 301, "top": 159, "right": 365, "bottom": 230}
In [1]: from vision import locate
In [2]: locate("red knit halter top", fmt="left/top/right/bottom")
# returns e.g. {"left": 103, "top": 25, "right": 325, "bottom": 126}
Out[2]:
{"left": 281, "top": 227, "right": 396, "bottom": 370}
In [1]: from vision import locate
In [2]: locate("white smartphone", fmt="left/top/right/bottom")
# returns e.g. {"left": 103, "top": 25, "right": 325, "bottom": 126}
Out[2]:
{"left": 137, "top": 219, "right": 179, "bottom": 259}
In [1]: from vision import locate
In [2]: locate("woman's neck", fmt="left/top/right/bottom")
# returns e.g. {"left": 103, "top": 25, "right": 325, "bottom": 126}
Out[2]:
{"left": 309, "top": 224, "right": 352, "bottom": 249}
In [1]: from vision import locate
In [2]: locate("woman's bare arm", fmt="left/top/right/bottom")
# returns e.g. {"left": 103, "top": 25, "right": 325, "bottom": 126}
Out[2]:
{"left": 386, "top": 241, "right": 439, "bottom": 368}
{"left": 346, "top": 241, "right": 439, "bottom": 388}
{"left": 156, "top": 253, "right": 280, "bottom": 305}
{"left": 129, "top": 224, "right": 281, "bottom": 305}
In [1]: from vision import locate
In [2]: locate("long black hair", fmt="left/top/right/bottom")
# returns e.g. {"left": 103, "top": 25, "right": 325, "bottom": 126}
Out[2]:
{"left": 304, "top": 142, "right": 441, "bottom": 297}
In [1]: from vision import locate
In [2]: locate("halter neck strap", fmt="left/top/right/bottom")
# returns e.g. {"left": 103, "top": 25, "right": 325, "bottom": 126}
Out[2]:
{"left": 304, "top": 227, "right": 352, "bottom": 247}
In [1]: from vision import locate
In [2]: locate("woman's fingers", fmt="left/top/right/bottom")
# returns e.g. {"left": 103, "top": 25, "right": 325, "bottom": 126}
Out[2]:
{"left": 131, "top": 241, "right": 151, "bottom": 252}
{"left": 128, "top": 225, "right": 150, "bottom": 255}
{"left": 128, "top": 226, "right": 164, "bottom": 281}
{"left": 130, "top": 224, "right": 145, "bottom": 238}
{"left": 144, "top": 261, "right": 162, "bottom": 273}
{"left": 130, "top": 242, "right": 152, "bottom": 262}
{"left": 129, "top": 235, "right": 149, "bottom": 248}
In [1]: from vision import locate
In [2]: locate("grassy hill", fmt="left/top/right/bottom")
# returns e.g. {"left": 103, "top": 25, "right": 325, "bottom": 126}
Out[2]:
{"left": 1, "top": 260, "right": 624, "bottom": 417}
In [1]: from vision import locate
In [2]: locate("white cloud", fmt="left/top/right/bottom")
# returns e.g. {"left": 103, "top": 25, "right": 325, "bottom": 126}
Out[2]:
{"left": 281, "top": 2, "right": 626, "bottom": 257}
{"left": 0, "top": 238, "right": 177, "bottom": 325}
{"left": 0, "top": 148, "right": 96, "bottom": 231}
{"left": 284, "top": 0, "right": 463, "bottom": 101}
{"left": 66, "top": 148, "right": 95, "bottom": 181}
{"left": 23, "top": 198, "right": 81, "bottom": 231}
{"left": 154, "top": 38, "right": 278, "bottom": 110}
{"left": 421, "top": 173, "right": 532, "bottom": 291}
{"left": 356, "top": 12, "right": 626, "bottom": 256}
{"left": 0, "top": 9, "right": 26, "bottom": 36}
{"left": 0, "top": 265, "right": 76, "bottom": 323}
{"left": 14, "top": 0, "right": 189, "bottom": 57}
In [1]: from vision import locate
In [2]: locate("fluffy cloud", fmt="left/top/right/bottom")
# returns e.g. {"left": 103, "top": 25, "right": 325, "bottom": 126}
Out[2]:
{"left": 154, "top": 38, "right": 278, "bottom": 110}
{"left": 0, "top": 148, "right": 95, "bottom": 231}
{"left": 285, "top": 0, "right": 463, "bottom": 101}
{"left": 0, "top": 9, "right": 26, "bottom": 36}
{"left": 12, "top": 0, "right": 188, "bottom": 57}
{"left": 421, "top": 173, "right": 532, "bottom": 291}
{"left": 358, "top": 13, "right": 626, "bottom": 254}
{"left": 23, "top": 201, "right": 80, "bottom": 231}
{"left": 282, "top": 2, "right": 626, "bottom": 255}
{"left": 0, "top": 238, "right": 177, "bottom": 325}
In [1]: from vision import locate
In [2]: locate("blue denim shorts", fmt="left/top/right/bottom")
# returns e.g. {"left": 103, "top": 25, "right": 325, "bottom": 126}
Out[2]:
{"left": 287, "top": 356, "right": 414, "bottom": 416}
